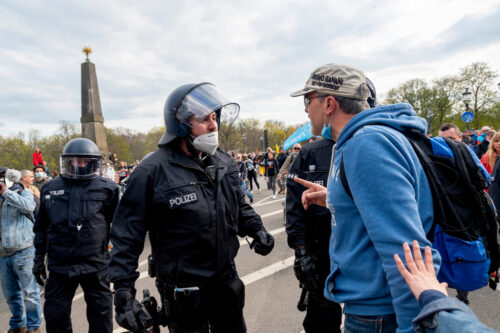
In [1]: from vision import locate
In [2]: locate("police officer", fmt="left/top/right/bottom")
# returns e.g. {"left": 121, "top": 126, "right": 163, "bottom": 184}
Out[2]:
{"left": 32, "top": 138, "right": 119, "bottom": 332}
{"left": 109, "top": 82, "right": 275, "bottom": 333}
{"left": 285, "top": 78, "right": 377, "bottom": 333}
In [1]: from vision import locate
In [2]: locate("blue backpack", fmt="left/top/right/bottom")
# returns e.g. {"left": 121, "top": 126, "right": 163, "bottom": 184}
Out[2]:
{"left": 340, "top": 129, "right": 500, "bottom": 291}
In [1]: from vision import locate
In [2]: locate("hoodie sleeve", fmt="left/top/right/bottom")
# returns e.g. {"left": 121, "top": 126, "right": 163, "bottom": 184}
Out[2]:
{"left": 343, "top": 131, "right": 440, "bottom": 333}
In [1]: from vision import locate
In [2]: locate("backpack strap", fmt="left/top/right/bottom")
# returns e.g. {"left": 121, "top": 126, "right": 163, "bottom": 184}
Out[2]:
{"left": 339, "top": 154, "right": 352, "bottom": 199}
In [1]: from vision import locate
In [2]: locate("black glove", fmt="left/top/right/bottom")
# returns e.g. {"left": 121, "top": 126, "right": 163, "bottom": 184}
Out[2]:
{"left": 294, "top": 248, "right": 322, "bottom": 291}
{"left": 32, "top": 255, "right": 47, "bottom": 286}
{"left": 114, "top": 288, "right": 143, "bottom": 332}
{"left": 251, "top": 229, "right": 274, "bottom": 256}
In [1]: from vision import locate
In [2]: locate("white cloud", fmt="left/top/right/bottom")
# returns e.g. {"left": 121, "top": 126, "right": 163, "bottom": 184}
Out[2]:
{"left": 0, "top": 0, "right": 499, "bottom": 137}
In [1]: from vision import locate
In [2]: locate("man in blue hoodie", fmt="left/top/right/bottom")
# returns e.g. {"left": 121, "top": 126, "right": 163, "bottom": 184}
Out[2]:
{"left": 291, "top": 64, "right": 441, "bottom": 333}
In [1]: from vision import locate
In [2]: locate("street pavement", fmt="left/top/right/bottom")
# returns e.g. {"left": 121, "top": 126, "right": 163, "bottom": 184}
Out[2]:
{"left": 1, "top": 177, "right": 500, "bottom": 332}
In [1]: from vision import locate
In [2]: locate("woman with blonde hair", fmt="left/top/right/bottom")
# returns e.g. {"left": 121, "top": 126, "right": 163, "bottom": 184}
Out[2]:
{"left": 480, "top": 131, "right": 500, "bottom": 174}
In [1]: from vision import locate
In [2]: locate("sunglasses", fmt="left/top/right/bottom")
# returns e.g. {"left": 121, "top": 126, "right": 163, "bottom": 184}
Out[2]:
{"left": 304, "top": 94, "right": 327, "bottom": 107}
{"left": 293, "top": 147, "right": 300, "bottom": 151}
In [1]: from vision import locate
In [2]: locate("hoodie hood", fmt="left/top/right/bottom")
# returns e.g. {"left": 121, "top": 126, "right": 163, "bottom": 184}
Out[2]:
{"left": 336, "top": 103, "right": 427, "bottom": 149}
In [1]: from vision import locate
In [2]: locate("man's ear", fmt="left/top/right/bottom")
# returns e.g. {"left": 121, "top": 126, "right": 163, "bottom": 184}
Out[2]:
{"left": 325, "top": 96, "right": 337, "bottom": 116}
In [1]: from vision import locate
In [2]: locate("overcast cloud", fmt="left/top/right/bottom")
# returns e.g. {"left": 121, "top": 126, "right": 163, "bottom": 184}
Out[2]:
{"left": 1, "top": 0, "right": 499, "bottom": 137}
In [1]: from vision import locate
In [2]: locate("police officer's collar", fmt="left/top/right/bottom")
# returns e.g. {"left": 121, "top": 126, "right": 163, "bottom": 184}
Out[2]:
{"left": 167, "top": 143, "right": 209, "bottom": 171}
{"left": 167, "top": 144, "right": 225, "bottom": 174}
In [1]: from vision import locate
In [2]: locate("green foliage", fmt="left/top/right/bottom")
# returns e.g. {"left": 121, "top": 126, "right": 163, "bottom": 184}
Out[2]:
{"left": 383, "top": 62, "right": 499, "bottom": 135}
{"left": 456, "top": 62, "right": 498, "bottom": 129}
{"left": 264, "top": 120, "right": 288, "bottom": 150}
{"left": 0, "top": 122, "right": 80, "bottom": 172}
{"left": 0, "top": 134, "right": 31, "bottom": 170}
{"left": 104, "top": 126, "right": 165, "bottom": 164}
{"left": 105, "top": 128, "right": 132, "bottom": 164}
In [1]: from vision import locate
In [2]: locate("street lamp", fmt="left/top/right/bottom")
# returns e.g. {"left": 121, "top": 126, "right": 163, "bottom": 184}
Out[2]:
{"left": 242, "top": 134, "right": 247, "bottom": 153}
{"left": 462, "top": 88, "right": 472, "bottom": 131}
{"left": 260, "top": 136, "right": 264, "bottom": 152}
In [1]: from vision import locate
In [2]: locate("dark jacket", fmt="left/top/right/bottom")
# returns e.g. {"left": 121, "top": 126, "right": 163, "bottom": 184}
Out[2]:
{"left": 265, "top": 158, "right": 279, "bottom": 177}
{"left": 34, "top": 176, "right": 119, "bottom": 277}
{"left": 285, "top": 139, "right": 334, "bottom": 277}
{"left": 33, "top": 177, "right": 50, "bottom": 192}
{"left": 108, "top": 144, "right": 264, "bottom": 287}
{"left": 236, "top": 161, "right": 247, "bottom": 181}
{"left": 490, "top": 157, "right": 500, "bottom": 212}
{"left": 476, "top": 139, "right": 489, "bottom": 158}
{"left": 276, "top": 153, "right": 288, "bottom": 169}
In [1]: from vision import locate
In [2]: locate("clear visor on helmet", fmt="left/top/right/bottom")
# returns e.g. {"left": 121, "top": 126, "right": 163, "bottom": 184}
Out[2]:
{"left": 60, "top": 156, "right": 101, "bottom": 180}
{"left": 176, "top": 84, "right": 240, "bottom": 126}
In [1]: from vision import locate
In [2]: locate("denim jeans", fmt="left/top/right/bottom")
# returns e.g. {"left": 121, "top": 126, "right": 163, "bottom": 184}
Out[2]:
{"left": 240, "top": 181, "right": 253, "bottom": 200}
{"left": 0, "top": 246, "right": 42, "bottom": 331}
{"left": 344, "top": 313, "right": 398, "bottom": 333}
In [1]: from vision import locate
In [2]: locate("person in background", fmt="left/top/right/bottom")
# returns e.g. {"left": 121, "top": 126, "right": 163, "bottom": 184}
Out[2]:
{"left": 277, "top": 143, "right": 301, "bottom": 194}
{"left": 236, "top": 154, "right": 253, "bottom": 203}
{"left": 437, "top": 123, "right": 460, "bottom": 142}
{"left": 103, "top": 163, "right": 116, "bottom": 182}
{"left": 51, "top": 170, "right": 59, "bottom": 179}
{"left": 480, "top": 131, "right": 500, "bottom": 174}
{"left": 0, "top": 169, "right": 42, "bottom": 333}
{"left": 109, "top": 153, "right": 117, "bottom": 167}
{"left": 33, "top": 138, "right": 119, "bottom": 332}
{"left": 32, "top": 166, "right": 50, "bottom": 192}
{"left": 244, "top": 153, "right": 260, "bottom": 192}
{"left": 265, "top": 152, "right": 279, "bottom": 199}
{"left": 20, "top": 170, "right": 40, "bottom": 198}
{"left": 276, "top": 148, "right": 288, "bottom": 194}
{"left": 117, "top": 161, "right": 129, "bottom": 193}
{"left": 395, "top": 241, "right": 498, "bottom": 333}
{"left": 32, "top": 148, "right": 43, "bottom": 167}
{"left": 476, "top": 130, "right": 495, "bottom": 158}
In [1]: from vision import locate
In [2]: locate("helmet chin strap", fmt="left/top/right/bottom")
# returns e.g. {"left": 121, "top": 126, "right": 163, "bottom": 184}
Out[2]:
{"left": 186, "top": 135, "right": 208, "bottom": 161}
{"left": 186, "top": 135, "right": 200, "bottom": 156}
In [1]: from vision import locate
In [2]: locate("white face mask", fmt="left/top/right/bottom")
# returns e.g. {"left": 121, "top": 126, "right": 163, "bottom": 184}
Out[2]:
{"left": 192, "top": 132, "right": 219, "bottom": 155}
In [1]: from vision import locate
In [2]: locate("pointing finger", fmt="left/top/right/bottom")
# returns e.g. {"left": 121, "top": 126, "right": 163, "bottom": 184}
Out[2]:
{"left": 294, "top": 177, "right": 319, "bottom": 189}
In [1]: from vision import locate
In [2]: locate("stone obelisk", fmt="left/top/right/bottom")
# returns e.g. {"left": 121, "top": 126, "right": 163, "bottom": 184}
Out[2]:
{"left": 81, "top": 47, "right": 109, "bottom": 157}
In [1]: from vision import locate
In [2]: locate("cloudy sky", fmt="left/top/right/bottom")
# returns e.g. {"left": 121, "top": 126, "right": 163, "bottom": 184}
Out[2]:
{"left": 1, "top": 0, "right": 499, "bottom": 137}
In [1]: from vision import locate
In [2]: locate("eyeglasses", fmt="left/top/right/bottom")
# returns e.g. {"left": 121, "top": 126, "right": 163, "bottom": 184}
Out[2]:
{"left": 304, "top": 94, "right": 327, "bottom": 107}
{"left": 293, "top": 147, "right": 300, "bottom": 151}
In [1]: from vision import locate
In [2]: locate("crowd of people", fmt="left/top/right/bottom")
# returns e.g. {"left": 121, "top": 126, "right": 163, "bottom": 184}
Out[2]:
{"left": 0, "top": 64, "right": 499, "bottom": 333}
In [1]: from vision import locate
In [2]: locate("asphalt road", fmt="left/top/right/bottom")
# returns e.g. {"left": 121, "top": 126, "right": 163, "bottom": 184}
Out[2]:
{"left": 1, "top": 178, "right": 500, "bottom": 332}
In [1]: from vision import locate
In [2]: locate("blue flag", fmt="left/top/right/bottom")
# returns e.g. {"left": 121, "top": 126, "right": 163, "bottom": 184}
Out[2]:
{"left": 283, "top": 122, "right": 312, "bottom": 151}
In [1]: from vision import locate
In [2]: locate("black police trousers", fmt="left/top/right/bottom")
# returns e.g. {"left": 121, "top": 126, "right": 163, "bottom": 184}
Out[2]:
{"left": 161, "top": 276, "right": 246, "bottom": 333}
{"left": 43, "top": 269, "right": 112, "bottom": 333}
{"left": 303, "top": 291, "right": 342, "bottom": 333}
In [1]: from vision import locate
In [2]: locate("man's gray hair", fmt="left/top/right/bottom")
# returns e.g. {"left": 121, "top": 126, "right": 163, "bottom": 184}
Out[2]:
{"left": 322, "top": 84, "right": 371, "bottom": 115}
{"left": 21, "top": 170, "right": 33, "bottom": 179}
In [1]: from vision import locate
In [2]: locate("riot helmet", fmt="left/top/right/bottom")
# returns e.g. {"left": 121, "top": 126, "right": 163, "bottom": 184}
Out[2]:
{"left": 60, "top": 138, "right": 102, "bottom": 180}
{"left": 366, "top": 77, "right": 377, "bottom": 108}
{"left": 158, "top": 82, "right": 240, "bottom": 146}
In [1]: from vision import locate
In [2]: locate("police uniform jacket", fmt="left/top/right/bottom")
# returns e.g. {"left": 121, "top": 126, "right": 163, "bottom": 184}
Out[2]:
{"left": 285, "top": 138, "right": 334, "bottom": 275}
{"left": 108, "top": 144, "right": 265, "bottom": 287}
{"left": 33, "top": 176, "right": 119, "bottom": 277}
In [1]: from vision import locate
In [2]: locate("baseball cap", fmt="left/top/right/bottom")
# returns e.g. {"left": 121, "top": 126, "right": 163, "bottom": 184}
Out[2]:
{"left": 291, "top": 63, "right": 368, "bottom": 101}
